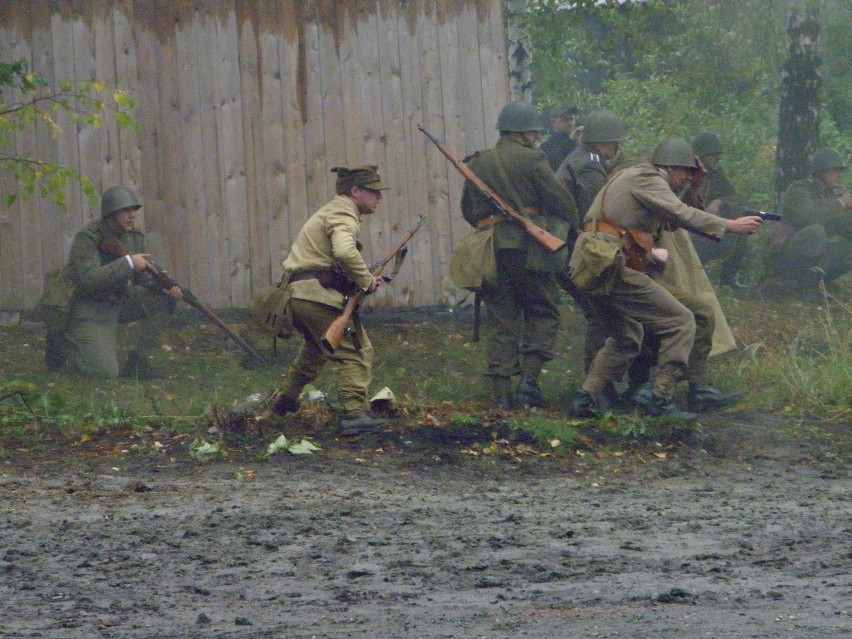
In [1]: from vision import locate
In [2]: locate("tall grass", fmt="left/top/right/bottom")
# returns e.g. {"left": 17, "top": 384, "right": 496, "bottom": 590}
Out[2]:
{"left": 736, "top": 291, "right": 851, "bottom": 419}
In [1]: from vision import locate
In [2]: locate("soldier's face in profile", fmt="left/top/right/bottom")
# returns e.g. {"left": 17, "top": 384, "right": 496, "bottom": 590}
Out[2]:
{"left": 351, "top": 186, "right": 383, "bottom": 215}
{"left": 666, "top": 166, "right": 696, "bottom": 192}
{"left": 107, "top": 208, "right": 137, "bottom": 233}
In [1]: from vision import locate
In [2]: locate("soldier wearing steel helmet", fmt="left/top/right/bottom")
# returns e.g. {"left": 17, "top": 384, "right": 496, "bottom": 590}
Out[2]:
{"left": 689, "top": 131, "right": 749, "bottom": 288}
{"left": 57, "top": 186, "right": 183, "bottom": 378}
{"left": 769, "top": 148, "right": 852, "bottom": 293}
{"left": 569, "top": 136, "right": 762, "bottom": 420}
{"left": 554, "top": 109, "right": 636, "bottom": 375}
{"left": 461, "top": 101, "right": 578, "bottom": 409}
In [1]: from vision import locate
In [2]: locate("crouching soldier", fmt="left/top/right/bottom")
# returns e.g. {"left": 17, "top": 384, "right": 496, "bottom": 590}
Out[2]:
{"left": 45, "top": 186, "right": 182, "bottom": 379}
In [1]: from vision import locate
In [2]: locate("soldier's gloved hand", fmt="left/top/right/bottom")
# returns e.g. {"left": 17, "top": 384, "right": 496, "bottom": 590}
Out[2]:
{"left": 167, "top": 286, "right": 184, "bottom": 301}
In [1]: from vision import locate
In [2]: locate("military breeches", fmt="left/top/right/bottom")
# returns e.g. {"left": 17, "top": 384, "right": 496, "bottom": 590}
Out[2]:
{"left": 65, "top": 285, "right": 174, "bottom": 377}
{"left": 279, "top": 298, "right": 373, "bottom": 417}
{"left": 480, "top": 250, "right": 561, "bottom": 380}
{"left": 583, "top": 267, "right": 695, "bottom": 400}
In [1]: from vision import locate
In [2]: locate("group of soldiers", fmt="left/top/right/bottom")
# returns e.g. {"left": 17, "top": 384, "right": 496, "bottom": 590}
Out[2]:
{"left": 40, "top": 100, "right": 849, "bottom": 436}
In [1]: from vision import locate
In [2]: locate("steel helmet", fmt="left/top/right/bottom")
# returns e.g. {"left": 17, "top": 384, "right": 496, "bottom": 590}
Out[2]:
{"left": 651, "top": 136, "right": 698, "bottom": 169}
{"left": 581, "top": 110, "right": 627, "bottom": 143}
{"left": 496, "top": 101, "right": 545, "bottom": 133}
{"left": 101, "top": 186, "right": 141, "bottom": 218}
{"left": 808, "top": 148, "right": 847, "bottom": 175}
{"left": 691, "top": 131, "right": 723, "bottom": 158}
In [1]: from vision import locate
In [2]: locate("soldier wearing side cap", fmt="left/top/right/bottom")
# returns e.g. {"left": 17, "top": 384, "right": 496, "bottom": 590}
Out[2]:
{"left": 264, "top": 165, "right": 390, "bottom": 437}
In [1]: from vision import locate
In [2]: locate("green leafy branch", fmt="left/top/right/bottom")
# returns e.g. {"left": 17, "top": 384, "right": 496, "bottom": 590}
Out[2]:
{"left": 0, "top": 59, "right": 138, "bottom": 209}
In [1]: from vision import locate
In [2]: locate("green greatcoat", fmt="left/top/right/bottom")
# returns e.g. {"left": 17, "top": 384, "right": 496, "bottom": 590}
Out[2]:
{"left": 461, "top": 136, "right": 578, "bottom": 381}
{"left": 772, "top": 178, "right": 852, "bottom": 284}
{"left": 275, "top": 195, "right": 376, "bottom": 417}
{"left": 63, "top": 218, "right": 174, "bottom": 377}
{"left": 580, "top": 164, "right": 727, "bottom": 400}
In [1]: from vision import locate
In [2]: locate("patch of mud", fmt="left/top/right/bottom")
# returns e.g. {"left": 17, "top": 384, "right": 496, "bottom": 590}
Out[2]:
{"left": 1, "top": 415, "right": 850, "bottom": 638}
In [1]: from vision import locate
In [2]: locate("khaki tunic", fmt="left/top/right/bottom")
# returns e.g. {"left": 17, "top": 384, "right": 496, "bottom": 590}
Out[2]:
{"left": 276, "top": 195, "right": 375, "bottom": 416}
{"left": 581, "top": 164, "right": 728, "bottom": 399}
{"left": 62, "top": 219, "right": 173, "bottom": 377}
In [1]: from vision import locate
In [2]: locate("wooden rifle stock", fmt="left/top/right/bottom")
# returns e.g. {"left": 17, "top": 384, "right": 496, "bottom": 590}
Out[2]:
{"left": 418, "top": 125, "right": 567, "bottom": 253}
{"left": 320, "top": 216, "right": 425, "bottom": 355}
{"left": 99, "top": 238, "right": 268, "bottom": 365}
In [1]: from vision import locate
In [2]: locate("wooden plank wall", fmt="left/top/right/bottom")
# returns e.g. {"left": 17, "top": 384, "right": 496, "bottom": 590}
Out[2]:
{"left": 0, "top": 0, "right": 509, "bottom": 310}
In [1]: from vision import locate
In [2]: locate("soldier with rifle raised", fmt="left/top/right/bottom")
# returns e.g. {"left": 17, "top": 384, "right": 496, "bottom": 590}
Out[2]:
{"left": 454, "top": 101, "right": 579, "bottom": 410}
{"left": 262, "top": 165, "right": 400, "bottom": 437}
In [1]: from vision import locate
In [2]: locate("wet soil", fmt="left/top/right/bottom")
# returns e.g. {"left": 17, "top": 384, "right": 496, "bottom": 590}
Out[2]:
{"left": 1, "top": 414, "right": 849, "bottom": 639}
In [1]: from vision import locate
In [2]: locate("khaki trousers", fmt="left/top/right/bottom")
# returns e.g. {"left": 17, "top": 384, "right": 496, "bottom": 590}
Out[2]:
{"left": 278, "top": 298, "right": 373, "bottom": 417}
{"left": 583, "top": 267, "right": 695, "bottom": 399}
{"left": 65, "top": 285, "right": 173, "bottom": 377}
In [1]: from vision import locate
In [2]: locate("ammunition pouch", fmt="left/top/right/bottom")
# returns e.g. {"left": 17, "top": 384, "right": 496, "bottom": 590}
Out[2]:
{"left": 290, "top": 266, "right": 359, "bottom": 296}
{"left": 582, "top": 220, "right": 654, "bottom": 273}
{"left": 35, "top": 269, "right": 76, "bottom": 330}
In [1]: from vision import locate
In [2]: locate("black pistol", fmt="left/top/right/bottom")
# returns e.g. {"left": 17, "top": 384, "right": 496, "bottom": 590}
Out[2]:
{"left": 744, "top": 209, "right": 782, "bottom": 221}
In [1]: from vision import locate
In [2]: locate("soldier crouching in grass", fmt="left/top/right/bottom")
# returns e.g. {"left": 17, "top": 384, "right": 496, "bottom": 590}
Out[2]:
{"left": 47, "top": 186, "right": 183, "bottom": 379}
{"left": 262, "top": 165, "right": 390, "bottom": 437}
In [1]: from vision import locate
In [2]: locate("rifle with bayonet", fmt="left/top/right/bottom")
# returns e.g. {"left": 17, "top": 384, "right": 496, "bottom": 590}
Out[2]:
{"left": 418, "top": 125, "right": 568, "bottom": 253}
{"left": 320, "top": 215, "right": 426, "bottom": 355}
{"left": 100, "top": 238, "right": 268, "bottom": 366}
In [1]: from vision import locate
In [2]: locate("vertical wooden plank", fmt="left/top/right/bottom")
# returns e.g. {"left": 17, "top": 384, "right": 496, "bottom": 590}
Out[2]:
{"left": 434, "top": 0, "right": 467, "bottom": 305}
{"left": 459, "top": 2, "right": 487, "bottom": 155}
{"left": 371, "top": 0, "right": 405, "bottom": 307}
{"left": 193, "top": 0, "right": 227, "bottom": 307}
{"left": 235, "top": 2, "right": 272, "bottom": 292}
{"left": 30, "top": 0, "right": 67, "bottom": 278}
{"left": 336, "top": 2, "right": 365, "bottom": 165}
{"left": 112, "top": 0, "right": 142, "bottom": 191}
{"left": 174, "top": 3, "right": 207, "bottom": 295}
{"left": 315, "top": 0, "right": 345, "bottom": 176}
{"left": 70, "top": 0, "right": 100, "bottom": 226}
{"left": 277, "top": 0, "right": 310, "bottom": 254}
{"left": 255, "top": 1, "right": 287, "bottom": 278}
{"left": 478, "top": 0, "right": 508, "bottom": 150}
{"left": 0, "top": 2, "right": 28, "bottom": 309}
{"left": 301, "top": 2, "right": 330, "bottom": 217}
{"left": 132, "top": 0, "right": 164, "bottom": 238}
{"left": 149, "top": 3, "right": 189, "bottom": 289}
{"left": 93, "top": 0, "right": 121, "bottom": 190}
{"left": 214, "top": 1, "right": 251, "bottom": 306}
{"left": 50, "top": 1, "right": 85, "bottom": 245}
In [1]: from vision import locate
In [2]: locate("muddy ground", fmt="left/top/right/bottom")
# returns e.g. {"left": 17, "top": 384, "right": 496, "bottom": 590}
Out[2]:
{"left": 1, "top": 412, "right": 849, "bottom": 639}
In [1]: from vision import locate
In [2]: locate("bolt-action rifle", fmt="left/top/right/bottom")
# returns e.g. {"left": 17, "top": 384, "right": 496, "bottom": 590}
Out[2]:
{"left": 418, "top": 125, "right": 568, "bottom": 253}
{"left": 100, "top": 238, "right": 268, "bottom": 365}
{"left": 321, "top": 216, "right": 425, "bottom": 355}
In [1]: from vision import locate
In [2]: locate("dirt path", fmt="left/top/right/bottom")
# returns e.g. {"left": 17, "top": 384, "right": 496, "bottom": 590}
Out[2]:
{"left": 1, "top": 416, "right": 849, "bottom": 639}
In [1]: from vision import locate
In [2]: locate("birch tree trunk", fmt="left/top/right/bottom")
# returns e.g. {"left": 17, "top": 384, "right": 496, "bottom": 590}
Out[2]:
{"left": 505, "top": 0, "right": 533, "bottom": 102}
{"left": 775, "top": 0, "right": 821, "bottom": 197}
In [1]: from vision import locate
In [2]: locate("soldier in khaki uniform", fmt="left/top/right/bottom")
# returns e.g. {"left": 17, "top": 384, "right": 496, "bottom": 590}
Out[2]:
{"left": 571, "top": 137, "right": 762, "bottom": 418}
{"left": 60, "top": 186, "right": 182, "bottom": 378}
{"left": 461, "top": 101, "right": 578, "bottom": 409}
{"left": 769, "top": 148, "right": 851, "bottom": 294}
{"left": 266, "top": 165, "right": 389, "bottom": 436}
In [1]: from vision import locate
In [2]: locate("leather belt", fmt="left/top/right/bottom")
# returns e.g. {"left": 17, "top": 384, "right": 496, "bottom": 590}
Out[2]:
{"left": 476, "top": 207, "right": 540, "bottom": 230}
{"left": 583, "top": 220, "right": 625, "bottom": 238}
{"left": 288, "top": 270, "right": 321, "bottom": 283}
